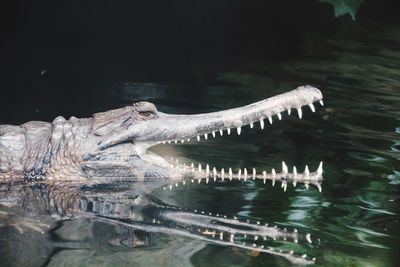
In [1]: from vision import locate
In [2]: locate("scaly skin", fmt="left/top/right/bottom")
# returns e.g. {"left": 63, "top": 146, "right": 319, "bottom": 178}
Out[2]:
{"left": 0, "top": 85, "right": 324, "bottom": 189}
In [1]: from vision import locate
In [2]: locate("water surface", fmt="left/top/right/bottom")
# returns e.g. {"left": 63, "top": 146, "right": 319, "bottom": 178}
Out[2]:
{"left": 1, "top": 13, "right": 399, "bottom": 267}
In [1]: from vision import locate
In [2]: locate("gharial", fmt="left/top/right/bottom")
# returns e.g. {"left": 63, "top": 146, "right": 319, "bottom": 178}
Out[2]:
{"left": 0, "top": 85, "right": 325, "bottom": 265}
{"left": 0, "top": 85, "right": 323, "bottom": 186}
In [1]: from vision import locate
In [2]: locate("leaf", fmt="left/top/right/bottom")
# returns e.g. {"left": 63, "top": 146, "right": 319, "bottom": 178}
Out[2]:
{"left": 319, "top": 0, "right": 364, "bottom": 20}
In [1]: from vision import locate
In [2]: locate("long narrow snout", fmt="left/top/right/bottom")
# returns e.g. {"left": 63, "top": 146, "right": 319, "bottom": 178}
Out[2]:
{"left": 99, "top": 85, "right": 323, "bottom": 148}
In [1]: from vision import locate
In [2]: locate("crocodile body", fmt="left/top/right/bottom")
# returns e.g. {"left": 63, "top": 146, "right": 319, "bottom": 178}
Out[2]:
{"left": 0, "top": 85, "right": 324, "bottom": 188}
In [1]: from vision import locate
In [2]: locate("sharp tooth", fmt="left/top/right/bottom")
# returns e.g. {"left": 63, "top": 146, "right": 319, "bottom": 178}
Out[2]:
{"left": 206, "top": 177, "right": 209, "bottom": 184}
{"left": 304, "top": 165, "right": 310, "bottom": 176}
{"left": 268, "top": 116, "right": 273, "bottom": 124}
{"left": 212, "top": 131, "right": 216, "bottom": 138}
{"left": 230, "top": 234, "right": 234, "bottom": 242}
{"left": 260, "top": 119, "right": 264, "bottom": 129}
{"left": 288, "top": 108, "right": 291, "bottom": 115}
{"left": 277, "top": 113, "right": 282, "bottom": 120}
{"left": 180, "top": 139, "right": 184, "bottom": 143}
{"left": 227, "top": 128, "right": 231, "bottom": 135}
{"left": 320, "top": 100, "right": 324, "bottom": 106}
{"left": 293, "top": 166, "right": 297, "bottom": 178}
{"left": 317, "top": 183, "right": 322, "bottom": 192}
{"left": 187, "top": 138, "right": 191, "bottom": 142}
{"left": 220, "top": 232, "right": 223, "bottom": 240}
{"left": 283, "top": 182, "right": 287, "bottom": 192}
{"left": 263, "top": 171, "right": 266, "bottom": 184}
{"left": 309, "top": 103, "right": 315, "bottom": 112}
{"left": 197, "top": 135, "right": 200, "bottom": 141}
{"left": 168, "top": 141, "right": 171, "bottom": 144}
{"left": 250, "top": 122, "right": 254, "bottom": 128}
{"left": 272, "top": 168, "right": 276, "bottom": 178}
{"left": 174, "top": 140, "right": 178, "bottom": 144}
{"left": 198, "top": 178, "right": 201, "bottom": 184}
{"left": 198, "top": 164, "right": 202, "bottom": 172}
{"left": 169, "top": 185, "right": 173, "bottom": 190}
{"left": 244, "top": 168, "right": 247, "bottom": 181}
{"left": 238, "top": 169, "right": 241, "bottom": 180}
{"left": 191, "top": 163, "right": 195, "bottom": 171}
{"left": 293, "top": 181, "right": 297, "bottom": 187}
{"left": 183, "top": 180, "right": 186, "bottom": 185}
{"left": 297, "top": 107, "right": 302, "bottom": 119}
{"left": 219, "top": 129, "right": 223, "bottom": 136}
{"left": 204, "top": 133, "right": 208, "bottom": 140}
{"left": 252, "top": 168, "right": 256, "bottom": 180}
{"left": 221, "top": 168, "right": 225, "bottom": 181}
{"left": 229, "top": 167, "right": 233, "bottom": 180}
{"left": 213, "top": 167, "right": 217, "bottom": 181}
{"left": 317, "top": 161, "right": 323, "bottom": 175}
{"left": 305, "top": 182, "right": 309, "bottom": 189}
{"left": 282, "top": 161, "right": 288, "bottom": 175}
{"left": 237, "top": 126, "right": 241, "bottom": 135}
{"left": 162, "top": 141, "right": 166, "bottom": 144}
{"left": 206, "top": 164, "right": 210, "bottom": 176}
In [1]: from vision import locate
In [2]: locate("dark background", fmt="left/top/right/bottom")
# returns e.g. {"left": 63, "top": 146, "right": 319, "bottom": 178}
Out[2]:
{"left": 0, "top": 0, "right": 398, "bottom": 123}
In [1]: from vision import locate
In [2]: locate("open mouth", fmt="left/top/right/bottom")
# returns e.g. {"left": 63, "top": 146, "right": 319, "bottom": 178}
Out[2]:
{"left": 144, "top": 86, "right": 325, "bottom": 191}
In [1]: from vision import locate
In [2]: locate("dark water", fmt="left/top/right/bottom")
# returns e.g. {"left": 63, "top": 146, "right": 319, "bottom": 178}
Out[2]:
{"left": 1, "top": 2, "right": 400, "bottom": 266}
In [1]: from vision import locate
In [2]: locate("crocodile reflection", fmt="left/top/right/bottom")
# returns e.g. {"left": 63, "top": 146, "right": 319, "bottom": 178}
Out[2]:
{"left": 0, "top": 172, "right": 322, "bottom": 265}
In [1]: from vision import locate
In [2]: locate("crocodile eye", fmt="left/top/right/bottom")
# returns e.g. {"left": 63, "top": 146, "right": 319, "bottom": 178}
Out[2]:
{"left": 139, "top": 111, "right": 153, "bottom": 117}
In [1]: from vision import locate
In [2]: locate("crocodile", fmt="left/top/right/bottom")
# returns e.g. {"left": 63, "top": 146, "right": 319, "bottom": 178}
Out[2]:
{"left": 0, "top": 85, "right": 325, "bottom": 265}
{"left": 0, "top": 85, "right": 324, "bottom": 189}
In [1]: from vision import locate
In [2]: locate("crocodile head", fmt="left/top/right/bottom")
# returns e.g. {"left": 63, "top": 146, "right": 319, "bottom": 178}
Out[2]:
{"left": 74, "top": 85, "right": 324, "bottom": 189}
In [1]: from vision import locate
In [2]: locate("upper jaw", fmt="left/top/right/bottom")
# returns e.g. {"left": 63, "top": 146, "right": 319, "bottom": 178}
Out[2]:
{"left": 98, "top": 85, "right": 323, "bottom": 149}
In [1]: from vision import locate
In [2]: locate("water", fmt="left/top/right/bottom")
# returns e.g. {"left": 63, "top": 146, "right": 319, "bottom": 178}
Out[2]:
{"left": 1, "top": 6, "right": 400, "bottom": 267}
